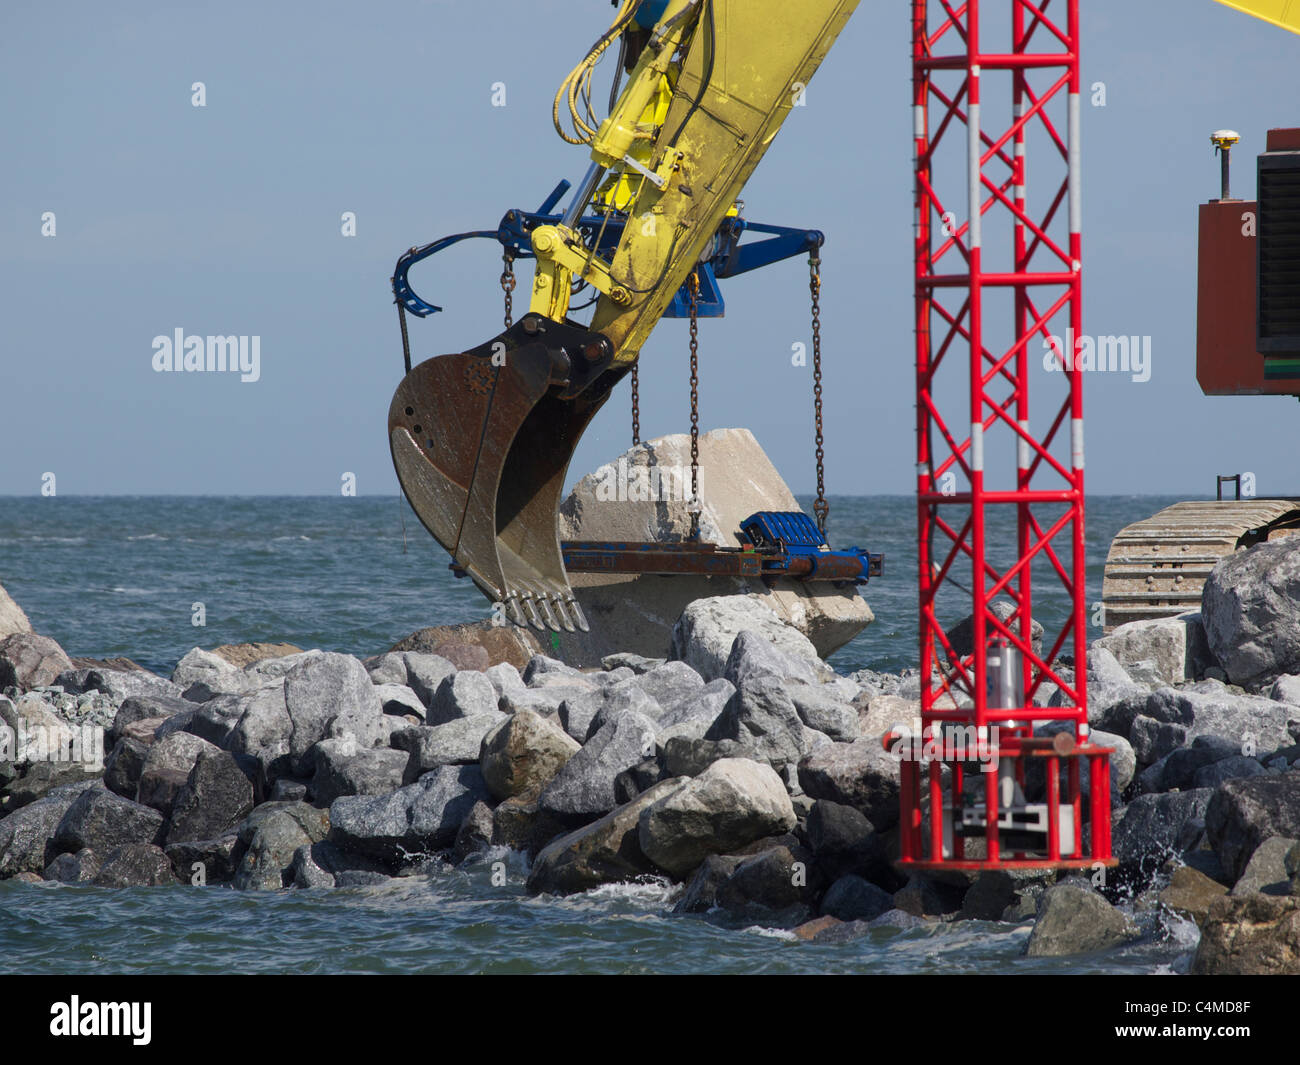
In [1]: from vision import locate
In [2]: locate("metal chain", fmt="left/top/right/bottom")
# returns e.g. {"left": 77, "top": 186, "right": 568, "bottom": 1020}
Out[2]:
{"left": 630, "top": 363, "right": 641, "bottom": 446}
{"left": 500, "top": 250, "right": 516, "bottom": 329}
{"left": 397, "top": 299, "right": 411, "bottom": 375}
{"left": 809, "top": 255, "right": 828, "bottom": 536}
{"left": 688, "top": 271, "right": 701, "bottom": 541}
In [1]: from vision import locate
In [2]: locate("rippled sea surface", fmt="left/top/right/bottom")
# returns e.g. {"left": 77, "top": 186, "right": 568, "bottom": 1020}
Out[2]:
{"left": 0, "top": 494, "right": 1196, "bottom": 974}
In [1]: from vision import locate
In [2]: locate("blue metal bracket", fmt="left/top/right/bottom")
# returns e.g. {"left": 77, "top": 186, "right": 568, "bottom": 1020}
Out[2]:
{"left": 740, "top": 511, "right": 883, "bottom": 585}
{"left": 392, "top": 178, "right": 825, "bottom": 322}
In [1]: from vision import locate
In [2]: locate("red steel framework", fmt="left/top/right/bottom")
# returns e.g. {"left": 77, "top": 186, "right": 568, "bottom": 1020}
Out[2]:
{"left": 903, "top": 0, "right": 1115, "bottom": 870}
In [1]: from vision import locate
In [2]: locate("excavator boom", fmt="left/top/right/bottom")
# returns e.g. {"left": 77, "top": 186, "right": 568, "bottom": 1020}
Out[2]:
{"left": 389, "top": 0, "right": 859, "bottom": 630}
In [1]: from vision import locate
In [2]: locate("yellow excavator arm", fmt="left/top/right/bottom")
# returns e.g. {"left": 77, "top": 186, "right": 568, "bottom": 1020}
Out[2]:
{"left": 388, "top": 0, "right": 859, "bottom": 632}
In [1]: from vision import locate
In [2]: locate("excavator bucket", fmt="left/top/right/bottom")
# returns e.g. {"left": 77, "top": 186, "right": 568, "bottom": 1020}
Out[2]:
{"left": 388, "top": 314, "right": 620, "bottom": 632}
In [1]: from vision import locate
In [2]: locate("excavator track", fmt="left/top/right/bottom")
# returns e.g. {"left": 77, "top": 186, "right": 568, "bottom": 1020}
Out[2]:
{"left": 1101, "top": 499, "right": 1300, "bottom": 633}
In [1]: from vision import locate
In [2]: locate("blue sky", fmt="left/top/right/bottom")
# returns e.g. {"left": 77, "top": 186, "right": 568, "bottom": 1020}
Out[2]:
{"left": 2, "top": 0, "right": 1296, "bottom": 497}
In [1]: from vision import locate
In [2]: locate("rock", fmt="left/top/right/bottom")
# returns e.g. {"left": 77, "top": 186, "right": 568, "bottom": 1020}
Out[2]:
{"left": 1, "top": 791, "right": 89, "bottom": 876}
{"left": 222, "top": 685, "right": 293, "bottom": 786}
{"left": 566, "top": 429, "right": 878, "bottom": 663}
{"left": 805, "top": 800, "right": 888, "bottom": 883}
{"left": 613, "top": 759, "right": 663, "bottom": 804}
{"left": 1112, "top": 789, "right": 1214, "bottom": 883}
{"left": 209, "top": 642, "right": 303, "bottom": 668}
{"left": 56, "top": 666, "right": 182, "bottom": 708}
{"left": 1206, "top": 774, "right": 1300, "bottom": 882}
{"left": 428, "top": 671, "right": 499, "bottom": 726}
{"left": 0, "top": 693, "right": 82, "bottom": 768}
{"left": 821, "top": 874, "right": 893, "bottom": 922}
{"left": 137, "top": 768, "right": 189, "bottom": 817}
{"left": 270, "top": 779, "right": 308, "bottom": 803}
{"left": 5, "top": 761, "right": 102, "bottom": 812}
{"left": 164, "top": 750, "right": 255, "bottom": 846}
{"left": 1231, "top": 835, "right": 1297, "bottom": 896}
{"left": 1135, "top": 683, "right": 1299, "bottom": 765}
{"left": 451, "top": 800, "right": 495, "bottom": 862}
{"left": 894, "top": 874, "right": 964, "bottom": 916}
{"left": 310, "top": 738, "right": 408, "bottom": 806}
{"left": 959, "top": 870, "right": 1029, "bottom": 921}
{"left": 638, "top": 757, "right": 796, "bottom": 878}
{"left": 1202, "top": 538, "right": 1300, "bottom": 688}
{"left": 374, "top": 683, "right": 425, "bottom": 721}
{"left": 394, "top": 653, "right": 456, "bottom": 708}
{"left": 171, "top": 648, "right": 241, "bottom": 691}
{"left": 110, "top": 693, "right": 193, "bottom": 743}
{"left": 165, "top": 835, "right": 241, "bottom": 884}
{"left": 390, "top": 620, "right": 544, "bottom": 671}
{"left": 394, "top": 714, "right": 506, "bottom": 779}
{"left": 673, "top": 853, "right": 744, "bottom": 914}
{"left": 1270, "top": 674, "right": 1300, "bottom": 706}
{"left": 673, "top": 602, "right": 826, "bottom": 685}
{"left": 602, "top": 653, "right": 664, "bottom": 674}
{"left": 0, "top": 633, "right": 74, "bottom": 691}
{"left": 1024, "top": 882, "right": 1136, "bottom": 956}
{"left": 54, "top": 789, "right": 164, "bottom": 855}
{"left": 556, "top": 431, "right": 872, "bottom": 667}
{"left": 798, "top": 737, "right": 901, "bottom": 830}
{"left": 290, "top": 839, "right": 391, "bottom": 888}
{"left": 632, "top": 660, "right": 704, "bottom": 709}
{"left": 704, "top": 674, "right": 808, "bottom": 769}
{"left": 714, "top": 844, "right": 817, "bottom": 924}
{"left": 491, "top": 795, "right": 568, "bottom": 856}
{"left": 1191, "top": 894, "right": 1300, "bottom": 974}
{"left": 433, "top": 640, "right": 490, "bottom": 672}
{"left": 1193, "top": 755, "right": 1268, "bottom": 790}
{"left": 137, "top": 732, "right": 220, "bottom": 812}
{"left": 658, "top": 736, "right": 746, "bottom": 778}
{"left": 234, "top": 802, "right": 330, "bottom": 890}
{"left": 92, "top": 843, "right": 177, "bottom": 887}
{"left": 949, "top": 599, "right": 1043, "bottom": 661}
{"left": 328, "top": 764, "right": 490, "bottom": 862}
{"left": 788, "top": 687, "right": 859, "bottom": 742}
{"left": 1138, "top": 735, "right": 1245, "bottom": 794}
{"left": 557, "top": 690, "right": 604, "bottom": 744}
{"left": 583, "top": 684, "right": 663, "bottom": 743}
{"left": 655, "top": 680, "right": 734, "bottom": 745}
{"left": 283, "top": 652, "right": 385, "bottom": 776}
{"left": 479, "top": 710, "right": 580, "bottom": 801}
{"left": 538, "top": 710, "right": 658, "bottom": 823}
{"left": 1087, "top": 647, "right": 1133, "bottom": 687}
{"left": 44, "top": 848, "right": 102, "bottom": 884}
{"left": 0, "top": 581, "right": 33, "bottom": 639}
{"left": 1159, "top": 864, "right": 1229, "bottom": 926}
{"left": 1094, "top": 617, "right": 1194, "bottom": 686}
{"left": 527, "top": 779, "right": 685, "bottom": 895}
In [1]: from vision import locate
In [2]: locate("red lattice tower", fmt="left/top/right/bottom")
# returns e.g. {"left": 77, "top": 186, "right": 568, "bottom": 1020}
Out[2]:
{"left": 902, "top": 0, "right": 1114, "bottom": 870}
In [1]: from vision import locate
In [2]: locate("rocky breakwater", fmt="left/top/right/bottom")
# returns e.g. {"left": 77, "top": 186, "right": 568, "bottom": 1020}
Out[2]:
{"left": 2, "top": 531, "right": 1300, "bottom": 972}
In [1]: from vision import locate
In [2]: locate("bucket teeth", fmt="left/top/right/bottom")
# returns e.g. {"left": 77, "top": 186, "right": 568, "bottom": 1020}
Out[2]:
{"left": 535, "top": 590, "right": 561, "bottom": 632}
{"left": 566, "top": 597, "right": 590, "bottom": 633}
{"left": 550, "top": 593, "right": 576, "bottom": 633}
{"left": 519, "top": 591, "right": 545, "bottom": 630}
{"left": 504, "top": 592, "right": 528, "bottom": 628}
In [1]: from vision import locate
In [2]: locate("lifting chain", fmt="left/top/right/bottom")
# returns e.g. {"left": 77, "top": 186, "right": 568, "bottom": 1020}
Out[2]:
{"left": 630, "top": 363, "right": 641, "bottom": 446}
{"left": 688, "top": 270, "right": 701, "bottom": 541}
{"left": 500, "top": 250, "right": 516, "bottom": 329}
{"left": 809, "top": 255, "right": 829, "bottom": 536}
